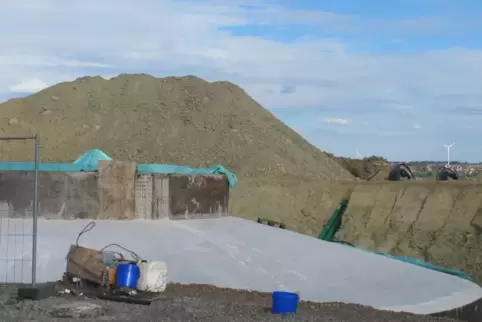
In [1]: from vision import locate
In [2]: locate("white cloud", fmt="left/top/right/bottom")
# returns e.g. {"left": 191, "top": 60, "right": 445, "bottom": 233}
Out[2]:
{"left": 0, "top": 0, "right": 480, "bottom": 118}
{"left": 322, "top": 118, "right": 351, "bottom": 125}
{"left": 8, "top": 78, "right": 49, "bottom": 93}
{"left": 412, "top": 123, "right": 422, "bottom": 129}
{"left": 0, "top": 55, "right": 109, "bottom": 68}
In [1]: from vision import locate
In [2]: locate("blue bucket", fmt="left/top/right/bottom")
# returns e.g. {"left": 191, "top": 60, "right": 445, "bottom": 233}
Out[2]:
{"left": 271, "top": 291, "right": 299, "bottom": 314}
{"left": 115, "top": 262, "right": 140, "bottom": 289}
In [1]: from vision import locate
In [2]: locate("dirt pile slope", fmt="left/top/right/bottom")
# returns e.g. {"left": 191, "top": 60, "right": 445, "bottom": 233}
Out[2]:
{"left": 0, "top": 74, "right": 353, "bottom": 229}
{"left": 327, "top": 154, "right": 389, "bottom": 180}
{"left": 367, "top": 169, "right": 389, "bottom": 181}
{"left": 474, "top": 172, "right": 482, "bottom": 182}
{"left": 336, "top": 180, "right": 482, "bottom": 284}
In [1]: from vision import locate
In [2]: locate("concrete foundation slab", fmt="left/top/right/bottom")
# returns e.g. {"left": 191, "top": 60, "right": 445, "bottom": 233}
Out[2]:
{"left": 1, "top": 217, "right": 481, "bottom": 315}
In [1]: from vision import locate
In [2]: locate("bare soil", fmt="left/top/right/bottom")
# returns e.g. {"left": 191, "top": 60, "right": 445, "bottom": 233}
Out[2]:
{"left": 0, "top": 283, "right": 458, "bottom": 321}
{"left": 329, "top": 155, "right": 389, "bottom": 180}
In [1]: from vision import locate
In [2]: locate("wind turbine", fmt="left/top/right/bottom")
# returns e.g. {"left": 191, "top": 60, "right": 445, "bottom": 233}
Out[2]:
{"left": 443, "top": 143, "right": 454, "bottom": 166}
{"left": 355, "top": 148, "right": 363, "bottom": 159}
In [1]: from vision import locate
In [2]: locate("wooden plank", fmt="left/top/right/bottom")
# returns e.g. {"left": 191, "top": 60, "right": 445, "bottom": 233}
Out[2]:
{"left": 160, "top": 176, "right": 170, "bottom": 219}
{"left": 153, "top": 175, "right": 170, "bottom": 220}
{"left": 65, "top": 245, "right": 107, "bottom": 285}
{"left": 98, "top": 160, "right": 137, "bottom": 219}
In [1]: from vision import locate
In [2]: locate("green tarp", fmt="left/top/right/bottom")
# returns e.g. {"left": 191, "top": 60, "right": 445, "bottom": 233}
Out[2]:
{"left": 0, "top": 149, "right": 237, "bottom": 188}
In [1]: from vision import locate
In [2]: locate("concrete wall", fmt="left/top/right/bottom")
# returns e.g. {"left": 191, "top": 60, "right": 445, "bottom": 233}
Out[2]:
{"left": 169, "top": 174, "right": 229, "bottom": 219}
{"left": 0, "top": 161, "right": 229, "bottom": 220}
{"left": 0, "top": 171, "right": 99, "bottom": 219}
{"left": 134, "top": 173, "right": 229, "bottom": 220}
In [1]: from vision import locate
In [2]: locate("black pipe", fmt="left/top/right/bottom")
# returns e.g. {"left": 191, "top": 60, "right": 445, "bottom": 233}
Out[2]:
{"left": 437, "top": 167, "right": 458, "bottom": 181}
{"left": 388, "top": 163, "right": 415, "bottom": 181}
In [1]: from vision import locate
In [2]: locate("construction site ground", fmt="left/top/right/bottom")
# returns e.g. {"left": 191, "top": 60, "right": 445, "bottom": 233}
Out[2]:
{"left": 0, "top": 74, "right": 481, "bottom": 319}
{"left": 0, "top": 283, "right": 458, "bottom": 322}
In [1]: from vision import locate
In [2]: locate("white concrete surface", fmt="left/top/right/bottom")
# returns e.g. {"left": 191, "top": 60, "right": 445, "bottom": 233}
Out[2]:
{"left": 0, "top": 217, "right": 481, "bottom": 315}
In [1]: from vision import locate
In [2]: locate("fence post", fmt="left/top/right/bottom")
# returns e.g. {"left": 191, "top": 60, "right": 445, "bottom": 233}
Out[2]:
{"left": 31, "top": 135, "right": 40, "bottom": 286}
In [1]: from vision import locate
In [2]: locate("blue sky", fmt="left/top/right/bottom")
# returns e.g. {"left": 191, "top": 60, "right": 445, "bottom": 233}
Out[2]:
{"left": 0, "top": 1, "right": 481, "bottom": 161}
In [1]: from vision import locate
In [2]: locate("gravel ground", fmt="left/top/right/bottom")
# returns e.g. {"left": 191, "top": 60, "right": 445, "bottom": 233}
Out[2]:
{"left": 0, "top": 283, "right": 459, "bottom": 321}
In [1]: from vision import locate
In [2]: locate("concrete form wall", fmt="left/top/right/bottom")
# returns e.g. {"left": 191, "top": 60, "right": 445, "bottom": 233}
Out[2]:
{"left": 133, "top": 174, "right": 229, "bottom": 220}
{"left": 0, "top": 161, "right": 229, "bottom": 220}
{"left": 98, "top": 160, "right": 137, "bottom": 219}
{"left": 0, "top": 171, "right": 99, "bottom": 219}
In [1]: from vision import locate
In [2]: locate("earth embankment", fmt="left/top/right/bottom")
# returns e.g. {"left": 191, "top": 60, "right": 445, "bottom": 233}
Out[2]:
{"left": 336, "top": 181, "right": 482, "bottom": 284}
{"left": 231, "top": 179, "right": 355, "bottom": 236}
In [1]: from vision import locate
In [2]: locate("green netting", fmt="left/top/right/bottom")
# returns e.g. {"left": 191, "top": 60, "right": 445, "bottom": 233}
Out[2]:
{"left": 0, "top": 149, "right": 238, "bottom": 188}
{"left": 318, "top": 199, "right": 348, "bottom": 242}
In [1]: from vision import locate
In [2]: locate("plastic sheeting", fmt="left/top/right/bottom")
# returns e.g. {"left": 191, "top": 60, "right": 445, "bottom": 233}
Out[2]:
{"left": 0, "top": 162, "right": 95, "bottom": 172}
{"left": 1, "top": 217, "right": 481, "bottom": 315}
{"left": 0, "top": 149, "right": 237, "bottom": 187}
{"left": 73, "top": 149, "right": 112, "bottom": 167}
{"left": 137, "top": 163, "right": 237, "bottom": 188}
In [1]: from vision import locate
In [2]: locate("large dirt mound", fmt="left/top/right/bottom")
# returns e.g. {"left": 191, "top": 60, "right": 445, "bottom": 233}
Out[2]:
{"left": 0, "top": 74, "right": 353, "bottom": 228}
{"left": 336, "top": 180, "right": 482, "bottom": 284}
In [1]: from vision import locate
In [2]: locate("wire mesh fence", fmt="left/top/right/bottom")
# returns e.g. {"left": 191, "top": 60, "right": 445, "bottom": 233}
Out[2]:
{"left": 0, "top": 136, "right": 39, "bottom": 286}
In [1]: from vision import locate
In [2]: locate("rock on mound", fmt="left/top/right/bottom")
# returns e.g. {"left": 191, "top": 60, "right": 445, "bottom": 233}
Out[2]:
{"left": 0, "top": 74, "right": 353, "bottom": 232}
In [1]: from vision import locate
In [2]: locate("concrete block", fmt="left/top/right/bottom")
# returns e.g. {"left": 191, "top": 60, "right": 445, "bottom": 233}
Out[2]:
{"left": 17, "top": 283, "right": 56, "bottom": 301}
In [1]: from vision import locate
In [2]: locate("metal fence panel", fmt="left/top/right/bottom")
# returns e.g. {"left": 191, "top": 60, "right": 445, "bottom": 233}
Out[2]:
{"left": 0, "top": 136, "right": 39, "bottom": 285}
